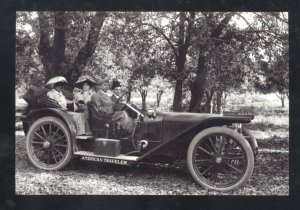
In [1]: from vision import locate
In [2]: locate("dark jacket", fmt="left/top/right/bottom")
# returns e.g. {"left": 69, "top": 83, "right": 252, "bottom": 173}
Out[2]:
{"left": 111, "top": 94, "right": 120, "bottom": 103}
{"left": 91, "top": 90, "right": 115, "bottom": 114}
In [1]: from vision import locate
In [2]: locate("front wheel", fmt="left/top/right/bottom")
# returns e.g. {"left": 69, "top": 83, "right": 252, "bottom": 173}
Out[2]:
{"left": 25, "top": 116, "right": 73, "bottom": 170}
{"left": 187, "top": 127, "right": 254, "bottom": 192}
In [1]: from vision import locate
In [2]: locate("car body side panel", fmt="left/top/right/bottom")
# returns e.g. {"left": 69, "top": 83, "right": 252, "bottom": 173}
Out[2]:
{"left": 139, "top": 112, "right": 163, "bottom": 151}
{"left": 143, "top": 113, "right": 163, "bottom": 141}
{"left": 138, "top": 111, "right": 252, "bottom": 161}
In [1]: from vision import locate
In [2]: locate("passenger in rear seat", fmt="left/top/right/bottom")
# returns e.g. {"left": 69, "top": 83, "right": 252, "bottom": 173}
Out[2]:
{"left": 46, "top": 77, "right": 86, "bottom": 135}
{"left": 74, "top": 75, "right": 97, "bottom": 135}
{"left": 46, "top": 77, "right": 76, "bottom": 111}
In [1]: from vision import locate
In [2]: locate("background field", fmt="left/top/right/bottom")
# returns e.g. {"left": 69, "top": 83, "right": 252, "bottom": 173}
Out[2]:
{"left": 15, "top": 92, "right": 289, "bottom": 195}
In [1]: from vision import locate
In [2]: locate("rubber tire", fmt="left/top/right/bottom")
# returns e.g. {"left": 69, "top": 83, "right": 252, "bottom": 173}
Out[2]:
{"left": 26, "top": 116, "right": 73, "bottom": 170}
{"left": 187, "top": 126, "right": 254, "bottom": 192}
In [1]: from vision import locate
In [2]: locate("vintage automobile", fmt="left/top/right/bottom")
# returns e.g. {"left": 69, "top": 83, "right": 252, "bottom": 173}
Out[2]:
{"left": 20, "top": 89, "right": 258, "bottom": 192}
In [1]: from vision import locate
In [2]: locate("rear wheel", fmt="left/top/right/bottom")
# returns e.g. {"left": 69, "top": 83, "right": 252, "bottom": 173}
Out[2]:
{"left": 25, "top": 116, "right": 73, "bottom": 170}
{"left": 187, "top": 127, "right": 254, "bottom": 192}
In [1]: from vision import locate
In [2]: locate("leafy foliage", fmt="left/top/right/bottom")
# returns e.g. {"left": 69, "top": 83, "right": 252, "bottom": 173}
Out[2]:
{"left": 253, "top": 47, "right": 288, "bottom": 107}
{"left": 254, "top": 51, "right": 288, "bottom": 93}
{"left": 16, "top": 12, "right": 288, "bottom": 111}
{"left": 16, "top": 11, "right": 107, "bottom": 90}
{"left": 16, "top": 12, "right": 44, "bottom": 89}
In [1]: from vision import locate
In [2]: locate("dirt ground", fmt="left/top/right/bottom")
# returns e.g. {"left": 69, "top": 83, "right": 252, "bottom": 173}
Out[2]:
{"left": 15, "top": 131, "right": 289, "bottom": 195}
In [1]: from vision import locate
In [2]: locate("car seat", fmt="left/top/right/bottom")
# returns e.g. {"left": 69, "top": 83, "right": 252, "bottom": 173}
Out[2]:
{"left": 87, "top": 101, "right": 114, "bottom": 138}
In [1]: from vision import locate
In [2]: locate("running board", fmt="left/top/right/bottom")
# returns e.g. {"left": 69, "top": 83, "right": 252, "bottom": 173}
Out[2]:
{"left": 76, "top": 135, "right": 94, "bottom": 140}
{"left": 74, "top": 151, "right": 139, "bottom": 165}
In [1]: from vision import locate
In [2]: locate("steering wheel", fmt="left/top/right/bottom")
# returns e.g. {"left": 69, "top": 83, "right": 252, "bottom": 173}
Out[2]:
{"left": 113, "top": 91, "right": 130, "bottom": 111}
{"left": 115, "top": 91, "right": 130, "bottom": 104}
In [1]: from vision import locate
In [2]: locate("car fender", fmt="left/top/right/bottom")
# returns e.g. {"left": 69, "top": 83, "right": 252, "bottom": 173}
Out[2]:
{"left": 21, "top": 108, "right": 77, "bottom": 151}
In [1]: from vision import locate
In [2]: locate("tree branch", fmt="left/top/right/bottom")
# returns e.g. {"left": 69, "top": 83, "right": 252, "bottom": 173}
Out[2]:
{"left": 141, "top": 23, "right": 177, "bottom": 56}
{"left": 269, "top": 12, "right": 288, "bottom": 24}
{"left": 183, "top": 12, "right": 196, "bottom": 53}
{"left": 240, "top": 13, "right": 287, "bottom": 41}
{"left": 177, "top": 12, "right": 185, "bottom": 52}
{"left": 274, "top": 92, "right": 281, "bottom": 99}
{"left": 210, "top": 12, "right": 235, "bottom": 39}
{"left": 74, "top": 12, "right": 107, "bottom": 72}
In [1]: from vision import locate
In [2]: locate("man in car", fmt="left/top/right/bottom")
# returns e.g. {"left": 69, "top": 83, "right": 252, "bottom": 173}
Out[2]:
{"left": 110, "top": 79, "right": 125, "bottom": 103}
{"left": 91, "top": 79, "right": 115, "bottom": 115}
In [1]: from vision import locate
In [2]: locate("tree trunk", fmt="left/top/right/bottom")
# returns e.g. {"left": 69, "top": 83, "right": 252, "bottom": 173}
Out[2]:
{"left": 188, "top": 53, "right": 208, "bottom": 112}
{"left": 72, "top": 12, "right": 107, "bottom": 84}
{"left": 38, "top": 12, "right": 54, "bottom": 82}
{"left": 53, "top": 12, "right": 67, "bottom": 77}
{"left": 38, "top": 11, "right": 106, "bottom": 86}
{"left": 173, "top": 80, "right": 183, "bottom": 111}
{"left": 171, "top": 12, "right": 195, "bottom": 112}
{"left": 126, "top": 84, "right": 133, "bottom": 103}
{"left": 208, "top": 90, "right": 216, "bottom": 113}
{"left": 199, "top": 89, "right": 214, "bottom": 113}
{"left": 281, "top": 96, "right": 285, "bottom": 107}
{"left": 216, "top": 90, "right": 223, "bottom": 113}
{"left": 156, "top": 90, "right": 163, "bottom": 107}
{"left": 275, "top": 93, "right": 286, "bottom": 108}
{"left": 138, "top": 88, "right": 147, "bottom": 112}
{"left": 212, "top": 97, "right": 217, "bottom": 113}
{"left": 172, "top": 14, "right": 186, "bottom": 112}
{"left": 141, "top": 91, "right": 147, "bottom": 112}
{"left": 188, "top": 13, "right": 234, "bottom": 113}
{"left": 127, "top": 91, "right": 132, "bottom": 103}
{"left": 222, "top": 92, "right": 228, "bottom": 111}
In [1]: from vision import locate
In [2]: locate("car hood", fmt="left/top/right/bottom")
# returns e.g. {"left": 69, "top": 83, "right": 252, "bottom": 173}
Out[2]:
{"left": 160, "top": 111, "right": 252, "bottom": 142}
{"left": 161, "top": 111, "right": 252, "bottom": 122}
{"left": 162, "top": 111, "right": 220, "bottom": 122}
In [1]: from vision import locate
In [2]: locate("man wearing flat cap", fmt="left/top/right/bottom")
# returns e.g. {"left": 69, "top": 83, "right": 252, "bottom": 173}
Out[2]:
{"left": 91, "top": 79, "right": 115, "bottom": 114}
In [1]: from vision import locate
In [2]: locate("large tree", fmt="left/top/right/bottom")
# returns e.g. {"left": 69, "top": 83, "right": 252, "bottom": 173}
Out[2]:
{"left": 188, "top": 13, "right": 236, "bottom": 112}
{"left": 137, "top": 12, "right": 196, "bottom": 111}
{"left": 188, "top": 12, "right": 288, "bottom": 112}
{"left": 38, "top": 11, "right": 107, "bottom": 86}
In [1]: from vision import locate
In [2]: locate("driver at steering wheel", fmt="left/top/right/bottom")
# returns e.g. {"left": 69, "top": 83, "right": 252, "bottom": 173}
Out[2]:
{"left": 91, "top": 79, "right": 115, "bottom": 115}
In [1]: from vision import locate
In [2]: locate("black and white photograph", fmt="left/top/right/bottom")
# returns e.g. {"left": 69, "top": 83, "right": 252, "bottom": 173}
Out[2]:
{"left": 15, "top": 11, "right": 289, "bottom": 195}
